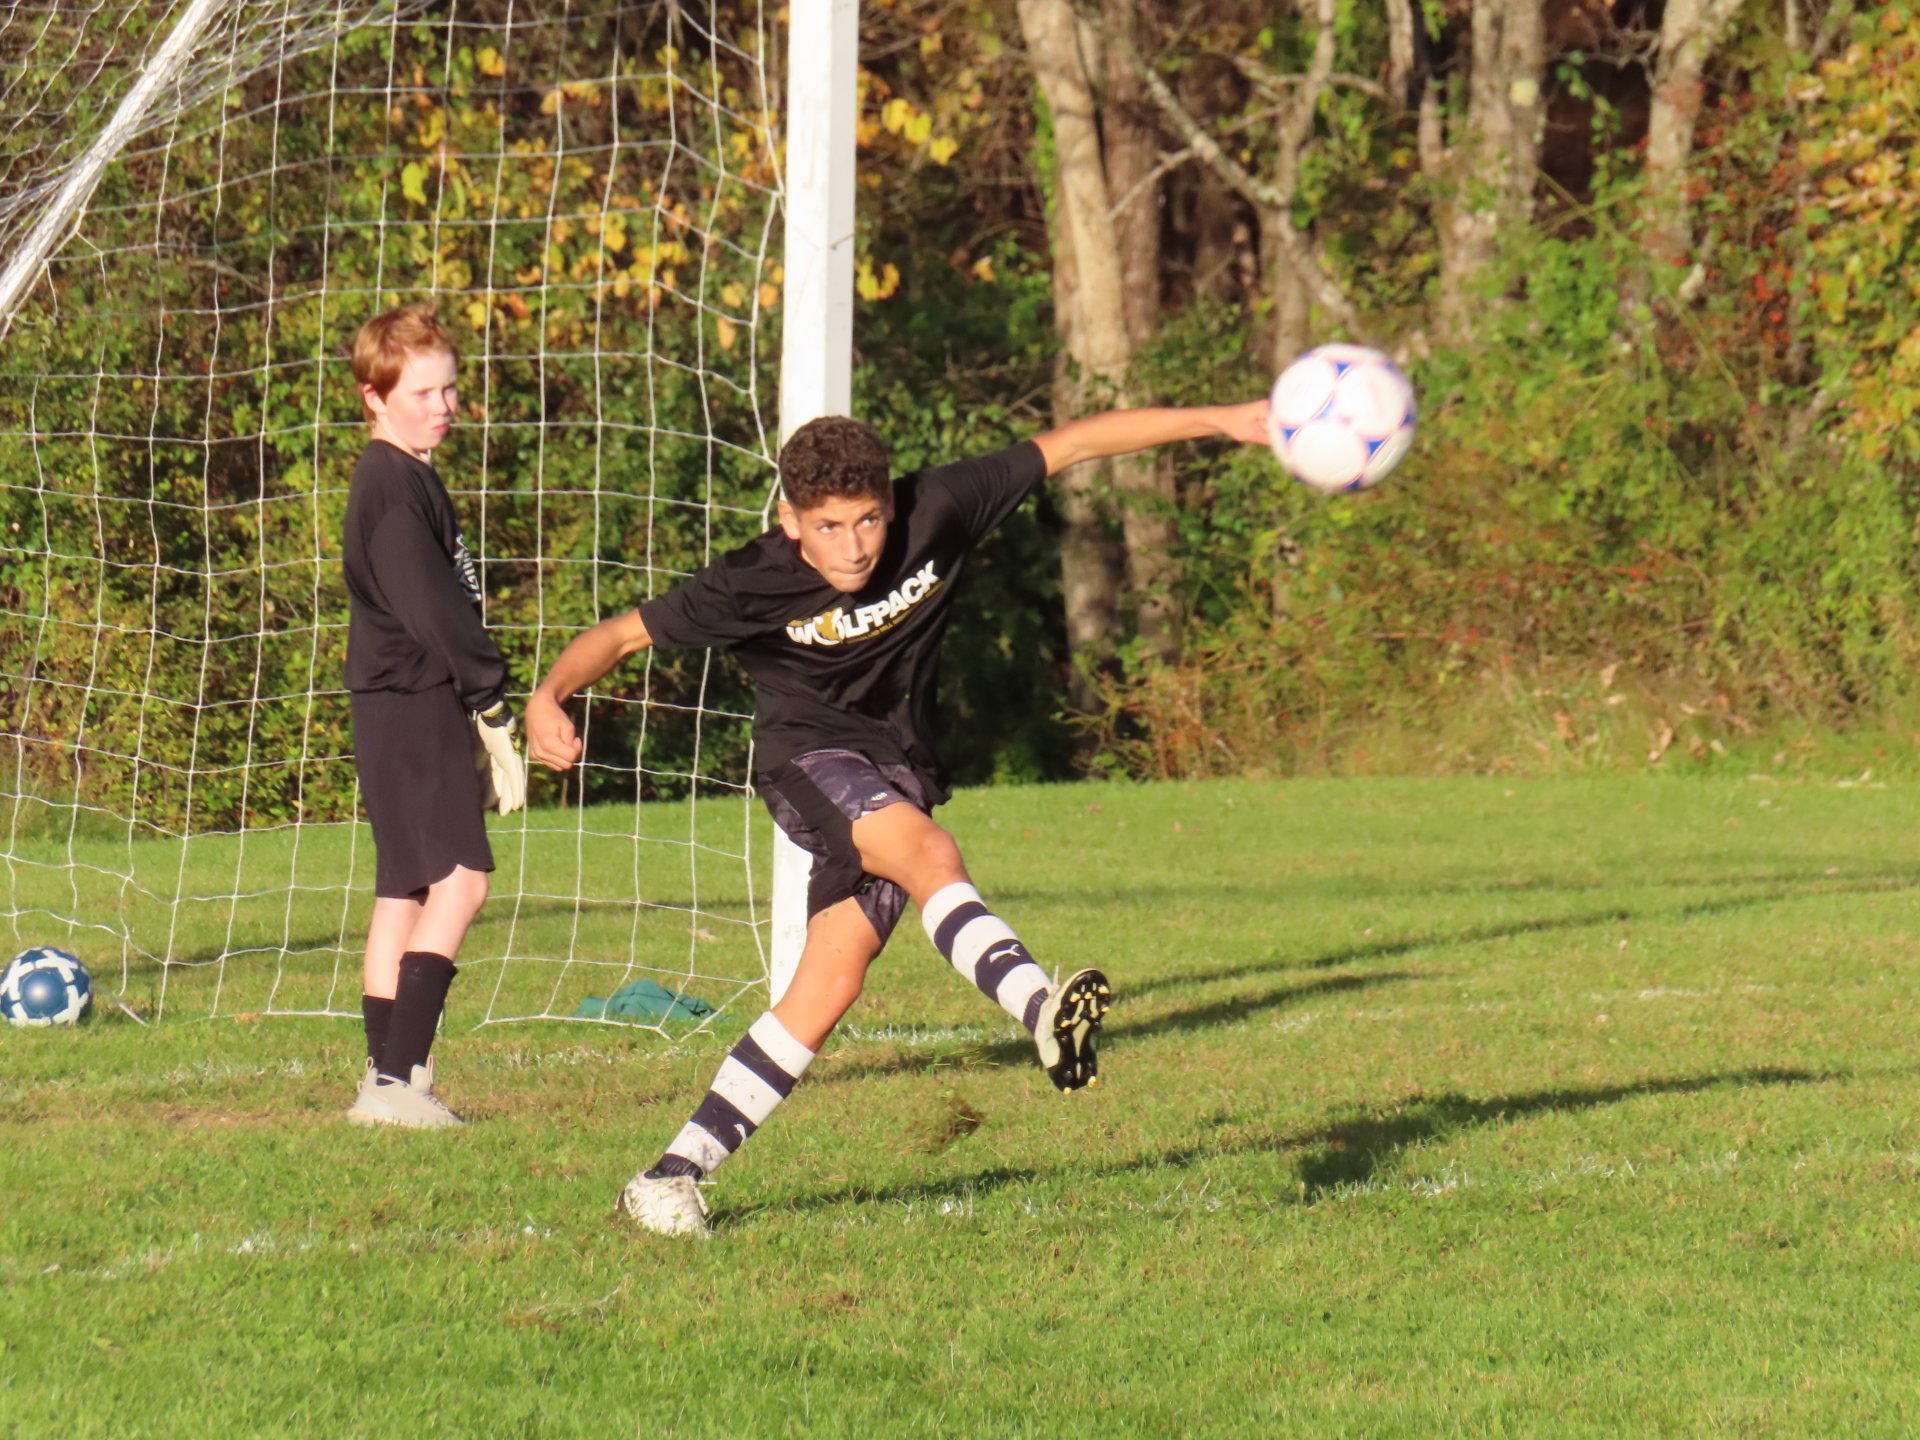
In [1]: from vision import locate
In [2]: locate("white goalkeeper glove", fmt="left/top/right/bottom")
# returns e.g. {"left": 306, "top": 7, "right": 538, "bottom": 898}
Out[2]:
{"left": 471, "top": 699, "right": 526, "bottom": 816}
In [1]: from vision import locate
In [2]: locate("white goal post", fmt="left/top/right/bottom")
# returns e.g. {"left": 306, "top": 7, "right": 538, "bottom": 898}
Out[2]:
{"left": 768, "top": 0, "right": 859, "bottom": 1004}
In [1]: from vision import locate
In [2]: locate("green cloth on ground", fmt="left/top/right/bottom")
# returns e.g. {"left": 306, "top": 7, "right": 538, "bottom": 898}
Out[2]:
{"left": 573, "top": 976, "right": 715, "bottom": 1023}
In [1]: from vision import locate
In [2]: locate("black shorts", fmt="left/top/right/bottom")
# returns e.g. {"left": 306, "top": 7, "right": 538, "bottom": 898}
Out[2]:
{"left": 351, "top": 683, "right": 494, "bottom": 900}
{"left": 758, "top": 748, "right": 927, "bottom": 945}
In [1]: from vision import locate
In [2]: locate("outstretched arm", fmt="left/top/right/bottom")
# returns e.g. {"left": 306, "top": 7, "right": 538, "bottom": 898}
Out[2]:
{"left": 525, "top": 609, "right": 654, "bottom": 772}
{"left": 1032, "top": 401, "right": 1270, "bottom": 477}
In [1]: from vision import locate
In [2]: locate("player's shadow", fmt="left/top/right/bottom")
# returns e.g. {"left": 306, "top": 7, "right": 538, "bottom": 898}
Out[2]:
{"left": 1287, "top": 1064, "right": 1824, "bottom": 1199}
{"left": 756, "top": 1064, "right": 1830, "bottom": 1223}
{"left": 1115, "top": 969, "right": 1420, "bottom": 1044}
{"left": 812, "top": 969, "right": 1416, "bottom": 1087}
{"left": 1126, "top": 873, "right": 1920, "bottom": 1000}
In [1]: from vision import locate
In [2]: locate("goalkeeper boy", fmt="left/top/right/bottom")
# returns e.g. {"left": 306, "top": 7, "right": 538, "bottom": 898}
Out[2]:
{"left": 527, "top": 401, "right": 1269, "bottom": 1234}
{"left": 341, "top": 304, "right": 526, "bottom": 1128}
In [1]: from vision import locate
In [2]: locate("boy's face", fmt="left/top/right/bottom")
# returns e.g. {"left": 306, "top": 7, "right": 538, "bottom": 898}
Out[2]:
{"left": 364, "top": 347, "right": 458, "bottom": 456}
{"left": 778, "top": 490, "right": 893, "bottom": 593}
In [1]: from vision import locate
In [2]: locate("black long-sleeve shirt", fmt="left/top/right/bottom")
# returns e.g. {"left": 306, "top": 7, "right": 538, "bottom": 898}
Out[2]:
{"left": 342, "top": 439, "right": 505, "bottom": 711}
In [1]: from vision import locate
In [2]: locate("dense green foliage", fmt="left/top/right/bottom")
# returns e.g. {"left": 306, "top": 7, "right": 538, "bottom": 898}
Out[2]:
{"left": 5, "top": 776, "right": 1920, "bottom": 1433}
{"left": 1055, "top": 4, "right": 1920, "bottom": 779}
{"left": 4, "top": 1, "right": 1919, "bottom": 833}
{"left": 849, "top": 0, "right": 1920, "bottom": 781}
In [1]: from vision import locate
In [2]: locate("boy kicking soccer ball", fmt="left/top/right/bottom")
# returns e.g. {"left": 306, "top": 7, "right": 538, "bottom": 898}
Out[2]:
{"left": 342, "top": 304, "right": 525, "bottom": 1128}
{"left": 526, "top": 400, "right": 1269, "bottom": 1235}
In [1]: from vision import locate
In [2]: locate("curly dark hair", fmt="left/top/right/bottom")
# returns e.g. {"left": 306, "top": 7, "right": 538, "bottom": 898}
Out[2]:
{"left": 778, "top": 415, "right": 891, "bottom": 510}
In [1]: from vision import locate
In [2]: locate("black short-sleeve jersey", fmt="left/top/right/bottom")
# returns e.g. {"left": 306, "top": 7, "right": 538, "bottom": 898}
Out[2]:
{"left": 639, "top": 439, "right": 1046, "bottom": 803}
{"left": 342, "top": 439, "right": 506, "bottom": 711}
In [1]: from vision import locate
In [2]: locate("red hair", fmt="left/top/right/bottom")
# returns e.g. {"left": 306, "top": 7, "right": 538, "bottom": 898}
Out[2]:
{"left": 351, "top": 303, "right": 457, "bottom": 422}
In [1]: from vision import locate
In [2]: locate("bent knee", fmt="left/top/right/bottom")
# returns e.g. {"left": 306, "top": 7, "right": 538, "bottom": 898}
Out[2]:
{"left": 907, "top": 826, "right": 964, "bottom": 884}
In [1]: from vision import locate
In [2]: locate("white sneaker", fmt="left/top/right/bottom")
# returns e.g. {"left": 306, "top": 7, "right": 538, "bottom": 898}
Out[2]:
{"left": 345, "top": 1058, "right": 385, "bottom": 1123}
{"left": 615, "top": 1171, "right": 711, "bottom": 1238}
{"left": 1033, "top": 967, "right": 1111, "bottom": 1092}
{"left": 347, "top": 1057, "right": 465, "bottom": 1129}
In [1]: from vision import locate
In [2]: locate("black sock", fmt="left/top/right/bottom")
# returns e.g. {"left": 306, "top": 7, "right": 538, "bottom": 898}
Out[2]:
{"left": 380, "top": 951, "right": 457, "bottom": 1081}
{"left": 648, "top": 1157, "right": 704, "bottom": 1180}
{"left": 361, "top": 994, "right": 394, "bottom": 1069}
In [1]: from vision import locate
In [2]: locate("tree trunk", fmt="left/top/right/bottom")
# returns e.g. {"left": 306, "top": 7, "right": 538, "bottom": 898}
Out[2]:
{"left": 1102, "top": 0, "right": 1161, "bottom": 351}
{"left": 1429, "top": 0, "right": 1545, "bottom": 339}
{"left": 1259, "top": 201, "right": 1314, "bottom": 370}
{"left": 1021, "top": 0, "right": 1182, "bottom": 667}
{"left": 1643, "top": 0, "right": 1745, "bottom": 270}
{"left": 1101, "top": 0, "right": 1180, "bottom": 661}
{"left": 1385, "top": 0, "right": 1416, "bottom": 107}
{"left": 1045, "top": 162, "right": 1125, "bottom": 713}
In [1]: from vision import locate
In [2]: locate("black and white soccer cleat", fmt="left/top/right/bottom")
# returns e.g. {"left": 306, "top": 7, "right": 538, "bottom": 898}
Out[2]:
{"left": 1033, "top": 967, "right": 1111, "bottom": 1092}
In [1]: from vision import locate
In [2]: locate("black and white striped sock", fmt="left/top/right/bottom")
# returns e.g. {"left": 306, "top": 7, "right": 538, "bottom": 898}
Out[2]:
{"left": 651, "top": 1011, "right": 816, "bottom": 1180}
{"left": 920, "top": 882, "right": 1052, "bottom": 1033}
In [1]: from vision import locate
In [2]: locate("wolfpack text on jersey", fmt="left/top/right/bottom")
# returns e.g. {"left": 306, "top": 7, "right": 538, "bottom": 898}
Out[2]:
{"left": 785, "top": 561, "right": 942, "bottom": 647}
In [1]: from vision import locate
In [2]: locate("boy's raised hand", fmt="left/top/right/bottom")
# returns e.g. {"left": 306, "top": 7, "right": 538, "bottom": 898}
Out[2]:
{"left": 1218, "top": 398, "right": 1271, "bottom": 447}
{"left": 526, "top": 691, "right": 584, "bottom": 773}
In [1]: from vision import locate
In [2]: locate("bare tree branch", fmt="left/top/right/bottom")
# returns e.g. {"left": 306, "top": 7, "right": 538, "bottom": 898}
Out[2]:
{"left": 1227, "top": 57, "right": 1399, "bottom": 113}
{"left": 1091, "top": 0, "right": 1361, "bottom": 330}
{"left": 1106, "top": 145, "right": 1194, "bottom": 221}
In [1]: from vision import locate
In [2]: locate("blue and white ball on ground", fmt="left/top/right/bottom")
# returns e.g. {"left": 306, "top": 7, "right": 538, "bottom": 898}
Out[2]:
{"left": 1268, "top": 343, "right": 1417, "bottom": 494}
{"left": 1, "top": 946, "right": 92, "bottom": 1027}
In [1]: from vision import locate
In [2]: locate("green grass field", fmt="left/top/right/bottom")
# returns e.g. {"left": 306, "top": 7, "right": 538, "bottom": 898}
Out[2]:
{"left": 4, "top": 776, "right": 1919, "bottom": 1437}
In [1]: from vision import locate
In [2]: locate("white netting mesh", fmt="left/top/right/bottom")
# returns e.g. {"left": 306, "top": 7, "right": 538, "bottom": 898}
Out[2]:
{"left": 0, "top": 0, "right": 785, "bottom": 1033}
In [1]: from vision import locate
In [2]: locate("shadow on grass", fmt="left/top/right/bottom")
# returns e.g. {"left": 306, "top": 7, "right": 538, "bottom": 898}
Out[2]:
{"left": 811, "top": 970, "right": 1417, "bottom": 1087}
{"left": 1289, "top": 1065, "right": 1825, "bottom": 1199}
{"left": 749, "top": 1065, "right": 1833, "bottom": 1225}
{"left": 1127, "top": 874, "right": 1920, "bottom": 999}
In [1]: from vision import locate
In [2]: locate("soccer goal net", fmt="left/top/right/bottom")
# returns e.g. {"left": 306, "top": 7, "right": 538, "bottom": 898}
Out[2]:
{"left": 0, "top": 0, "right": 796, "bottom": 1032}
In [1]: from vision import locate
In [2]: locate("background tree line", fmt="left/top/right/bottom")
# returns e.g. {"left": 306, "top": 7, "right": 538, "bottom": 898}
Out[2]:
{"left": 866, "top": 0, "right": 1915, "bottom": 782}
{"left": 0, "top": 0, "right": 1911, "bottom": 836}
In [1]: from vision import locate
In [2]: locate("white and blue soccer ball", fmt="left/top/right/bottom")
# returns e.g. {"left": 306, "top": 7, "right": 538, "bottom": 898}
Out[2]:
{"left": 1268, "top": 343, "right": 1417, "bottom": 494}
{"left": 1, "top": 946, "right": 93, "bottom": 1027}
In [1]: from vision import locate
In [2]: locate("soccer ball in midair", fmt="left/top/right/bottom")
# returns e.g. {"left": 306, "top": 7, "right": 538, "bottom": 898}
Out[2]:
{"left": 1, "top": 946, "right": 93, "bottom": 1027}
{"left": 1268, "top": 343, "right": 1417, "bottom": 494}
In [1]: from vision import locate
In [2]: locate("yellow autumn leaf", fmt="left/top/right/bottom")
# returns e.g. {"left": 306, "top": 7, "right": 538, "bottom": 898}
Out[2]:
{"left": 920, "top": 33, "right": 943, "bottom": 57}
{"left": 720, "top": 281, "right": 746, "bottom": 308}
{"left": 928, "top": 136, "right": 958, "bottom": 166}
{"left": 758, "top": 281, "right": 779, "bottom": 310}
{"left": 856, "top": 257, "right": 901, "bottom": 302}
{"left": 904, "top": 112, "right": 933, "bottom": 147}
{"left": 882, "top": 98, "right": 912, "bottom": 135}
{"left": 477, "top": 46, "right": 505, "bottom": 78}
{"left": 465, "top": 299, "right": 490, "bottom": 329}
{"left": 401, "top": 162, "right": 428, "bottom": 205}
{"left": 716, "top": 315, "right": 738, "bottom": 351}
{"left": 970, "top": 255, "right": 995, "bottom": 283}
